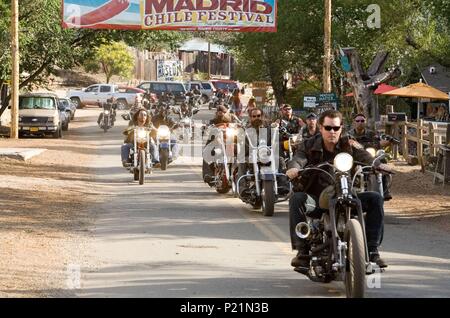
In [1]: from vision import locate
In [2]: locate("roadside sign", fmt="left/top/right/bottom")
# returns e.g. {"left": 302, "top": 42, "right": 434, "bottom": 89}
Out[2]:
{"left": 303, "top": 95, "right": 317, "bottom": 108}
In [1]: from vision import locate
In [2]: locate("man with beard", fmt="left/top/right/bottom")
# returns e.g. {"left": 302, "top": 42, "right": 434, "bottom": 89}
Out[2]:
{"left": 236, "top": 108, "right": 275, "bottom": 195}
{"left": 202, "top": 105, "right": 235, "bottom": 183}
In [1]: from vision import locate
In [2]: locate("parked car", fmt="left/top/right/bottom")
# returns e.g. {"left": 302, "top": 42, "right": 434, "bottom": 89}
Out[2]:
{"left": 17, "top": 93, "right": 63, "bottom": 138}
{"left": 184, "top": 81, "right": 214, "bottom": 103}
{"left": 137, "top": 81, "right": 187, "bottom": 104}
{"left": 67, "top": 84, "right": 144, "bottom": 109}
{"left": 59, "top": 97, "right": 76, "bottom": 120}
{"left": 210, "top": 79, "right": 240, "bottom": 95}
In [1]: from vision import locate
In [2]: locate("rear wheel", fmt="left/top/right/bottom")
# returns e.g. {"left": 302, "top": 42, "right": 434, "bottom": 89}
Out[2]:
{"left": 160, "top": 148, "right": 169, "bottom": 170}
{"left": 262, "top": 180, "right": 275, "bottom": 216}
{"left": 139, "top": 149, "right": 145, "bottom": 185}
{"left": 344, "top": 219, "right": 366, "bottom": 298}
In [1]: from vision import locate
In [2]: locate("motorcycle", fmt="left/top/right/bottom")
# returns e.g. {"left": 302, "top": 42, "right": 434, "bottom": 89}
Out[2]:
{"left": 156, "top": 125, "right": 176, "bottom": 170}
{"left": 174, "top": 104, "right": 199, "bottom": 141}
{"left": 126, "top": 127, "right": 153, "bottom": 185}
{"left": 279, "top": 120, "right": 299, "bottom": 165}
{"left": 203, "top": 123, "right": 241, "bottom": 194}
{"left": 208, "top": 90, "right": 229, "bottom": 110}
{"left": 236, "top": 129, "right": 290, "bottom": 216}
{"left": 354, "top": 148, "right": 394, "bottom": 198}
{"left": 292, "top": 153, "right": 386, "bottom": 298}
{"left": 98, "top": 101, "right": 115, "bottom": 132}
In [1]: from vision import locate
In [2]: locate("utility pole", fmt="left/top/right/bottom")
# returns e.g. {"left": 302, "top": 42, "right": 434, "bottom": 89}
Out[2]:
{"left": 208, "top": 41, "right": 211, "bottom": 80}
{"left": 10, "top": 0, "right": 19, "bottom": 139}
{"left": 323, "top": 0, "right": 332, "bottom": 93}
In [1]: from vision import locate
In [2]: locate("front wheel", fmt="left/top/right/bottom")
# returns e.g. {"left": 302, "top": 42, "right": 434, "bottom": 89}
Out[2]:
{"left": 139, "top": 149, "right": 145, "bottom": 185}
{"left": 344, "top": 219, "right": 366, "bottom": 298}
{"left": 261, "top": 180, "right": 275, "bottom": 217}
{"left": 116, "top": 99, "right": 128, "bottom": 110}
{"left": 160, "top": 148, "right": 169, "bottom": 171}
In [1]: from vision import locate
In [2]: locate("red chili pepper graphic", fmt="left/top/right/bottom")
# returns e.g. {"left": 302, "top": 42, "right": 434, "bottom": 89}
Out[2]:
{"left": 69, "top": 0, "right": 130, "bottom": 26}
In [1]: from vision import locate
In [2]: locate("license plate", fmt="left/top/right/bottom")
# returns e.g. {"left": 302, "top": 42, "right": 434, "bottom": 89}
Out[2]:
{"left": 30, "top": 127, "right": 39, "bottom": 132}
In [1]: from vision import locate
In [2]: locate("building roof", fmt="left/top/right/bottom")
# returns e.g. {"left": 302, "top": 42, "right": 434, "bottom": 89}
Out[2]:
{"left": 179, "top": 38, "right": 227, "bottom": 54}
{"left": 421, "top": 63, "right": 450, "bottom": 94}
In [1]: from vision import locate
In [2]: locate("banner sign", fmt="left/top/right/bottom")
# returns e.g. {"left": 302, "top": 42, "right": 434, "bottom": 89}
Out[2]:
{"left": 62, "top": 0, "right": 278, "bottom": 32}
{"left": 157, "top": 60, "right": 183, "bottom": 81}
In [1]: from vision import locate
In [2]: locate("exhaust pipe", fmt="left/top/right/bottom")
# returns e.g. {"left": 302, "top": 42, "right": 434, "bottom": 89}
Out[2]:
{"left": 295, "top": 222, "right": 311, "bottom": 239}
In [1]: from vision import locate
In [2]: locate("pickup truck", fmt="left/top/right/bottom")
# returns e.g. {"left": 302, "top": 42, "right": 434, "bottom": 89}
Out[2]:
{"left": 67, "top": 84, "right": 145, "bottom": 109}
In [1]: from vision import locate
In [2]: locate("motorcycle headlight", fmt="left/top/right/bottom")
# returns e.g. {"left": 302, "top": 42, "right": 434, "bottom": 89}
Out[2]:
{"left": 257, "top": 146, "right": 272, "bottom": 162}
{"left": 136, "top": 128, "right": 147, "bottom": 142}
{"left": 158, "top": 125, "right": 171, "bottom": 139}
{"left": 366, "top": 147, "right": 376, "bottom": 157}
{"left": 226, "top": 128, "right": 236, "bottom": 138}
{"left": 182, "top": 118, "right": 190, "bottom": 125}
{"left": 334, "top": 152, "right": 353, "bottom": 172}
{"left": 104, "top": 110, "right": 110, "bottom": 115}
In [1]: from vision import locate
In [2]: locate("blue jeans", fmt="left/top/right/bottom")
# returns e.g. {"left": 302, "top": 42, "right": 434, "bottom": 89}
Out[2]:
{"left": 289, "top": 191, "right": 384, "bottom": 250}
{"left": 121, "top": 143, "right": 159, "bottom": 163}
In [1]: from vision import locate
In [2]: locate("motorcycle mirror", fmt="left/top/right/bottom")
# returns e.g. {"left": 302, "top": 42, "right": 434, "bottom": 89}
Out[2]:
{"left": 121, "top": 113, "right": 130, "bottom": 121}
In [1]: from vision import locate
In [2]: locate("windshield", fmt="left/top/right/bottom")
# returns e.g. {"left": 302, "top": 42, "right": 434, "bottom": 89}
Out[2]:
{"left": 59, "top": 99, "right": 69, "bottom": 107}
{"left": 19, "top": 97, "right": 56, "bottom": 110}
{"left": 166, "top": 83, "right": 185, "bottom": 93}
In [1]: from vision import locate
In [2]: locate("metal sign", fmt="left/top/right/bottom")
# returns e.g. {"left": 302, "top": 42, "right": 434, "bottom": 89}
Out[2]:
{"left": 157, "top": 60, "right": 183, "bottom": 81}
{"left": 62, "top": 0, "right": 278, "bottom": 32}
{"left": 303, "top": 95, "right": 317, "bottom": 108}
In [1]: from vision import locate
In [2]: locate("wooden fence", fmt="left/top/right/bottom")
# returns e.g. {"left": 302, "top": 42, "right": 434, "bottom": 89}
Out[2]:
{"left": 398, "top": 119, "right": 447, "bottom": 165}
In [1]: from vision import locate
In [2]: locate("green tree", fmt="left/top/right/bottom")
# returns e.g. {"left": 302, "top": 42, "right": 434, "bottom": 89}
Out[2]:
{"left": 84, "top": 42, "right": 134, "bottom": 83}
{"left": 0, "top": 0, "right": 189, "bottom": 116}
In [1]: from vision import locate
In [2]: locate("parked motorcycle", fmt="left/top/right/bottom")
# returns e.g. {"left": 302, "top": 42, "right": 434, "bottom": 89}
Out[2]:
{"left": 292, "top": 153, "right": 385, "bottom": 298}
{"left": 236, "top": 130, "right": 290, "bottom": 216}
{"left": 126, "top": 127, "right": 153, "bottom": 185}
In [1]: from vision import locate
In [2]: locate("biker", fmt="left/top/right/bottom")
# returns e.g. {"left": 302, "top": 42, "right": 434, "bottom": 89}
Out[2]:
{"left": 286, "top": 110, "right": 389, "bottom": 269}
{"left": 349, "top": 113, "right": 393, "bottom": 200}
{"left": 236, "top": 108, "right": 277, "bottom": 193}
{"left": 276, "top": 104, "right": 305, "bottom": 134}
{"left": 298, "top": 112, "right": 320, "bottom": 141}
{"left": 121, "top": 108, "right": 158, "bottom": 167}
{"left": 97, "top": 97, "right": 117, "bottom": 126}
{"left": 151, "top": 106, "right": 180, "bottom": 160}
{"left": 202, "top": 105, "right": 235, "bottom": 183}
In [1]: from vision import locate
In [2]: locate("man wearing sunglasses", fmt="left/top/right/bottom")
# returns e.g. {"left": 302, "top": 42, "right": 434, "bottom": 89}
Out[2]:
{"left": 350, "top": 114, "right": 390, "bottom": 149}
{"left": 277, "top": 104, "right": 305, "bottom": 134}
{"left": 349, "top": 113, "right": 393, "bottom": 201}
{"left": 285, "top": 110, "right": 389, "bottom": 269}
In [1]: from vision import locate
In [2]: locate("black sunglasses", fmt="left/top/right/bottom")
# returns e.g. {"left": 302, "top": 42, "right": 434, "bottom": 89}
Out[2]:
{"left": 323, "top": 125, "right": 342, "bottom": 132}
{"left": 251, "top": 114, "right": 262, "bottom": 118}
{"left": 355, "top": 119, "right": 365, "bottom": 123}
